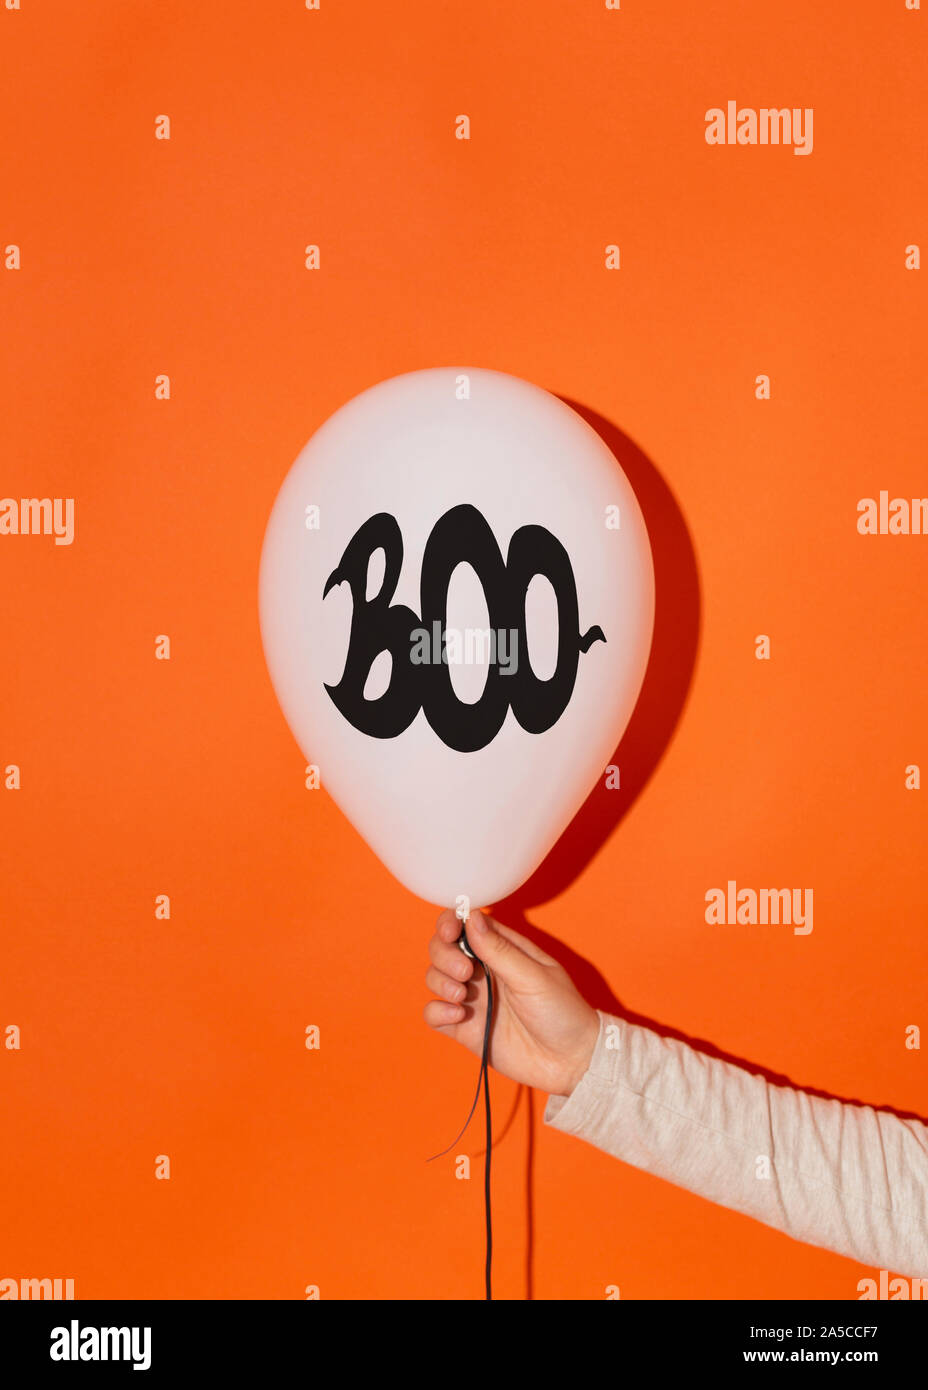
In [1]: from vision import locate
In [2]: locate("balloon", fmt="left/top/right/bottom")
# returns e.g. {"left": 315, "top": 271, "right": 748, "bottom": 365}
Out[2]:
{"left": 259, "top": 368, "right": 654, "bottom": 909}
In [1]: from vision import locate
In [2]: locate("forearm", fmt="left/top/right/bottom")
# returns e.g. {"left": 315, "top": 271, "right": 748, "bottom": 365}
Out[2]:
{"left": 545, "top": 1011, "right": 928, "bottom": 1277}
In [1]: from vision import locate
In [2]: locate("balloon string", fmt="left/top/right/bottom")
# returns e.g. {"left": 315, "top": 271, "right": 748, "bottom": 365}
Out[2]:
{"left": 482, "top": 964, "right": 493, "bottom": 1301}
{"left": 426, "top": 934, "right": 493, "bottom": 1302}
{"left": 426, "top": 1046, "right": 485, "bottom": 1162}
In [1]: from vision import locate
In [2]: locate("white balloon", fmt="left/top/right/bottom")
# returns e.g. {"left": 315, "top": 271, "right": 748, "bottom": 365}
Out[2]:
{"left": 259, "top": 368, "right": 654, "bottom": 909}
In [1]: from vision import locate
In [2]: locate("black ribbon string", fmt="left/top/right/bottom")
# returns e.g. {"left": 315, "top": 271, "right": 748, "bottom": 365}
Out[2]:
{"left": 427, "top": 949, "right": 494, "bottom": 1301}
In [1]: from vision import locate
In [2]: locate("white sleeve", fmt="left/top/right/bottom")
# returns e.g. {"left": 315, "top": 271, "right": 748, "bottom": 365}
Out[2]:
{"left": 544, "top": 1010, "right": 928, "bottom": 1277}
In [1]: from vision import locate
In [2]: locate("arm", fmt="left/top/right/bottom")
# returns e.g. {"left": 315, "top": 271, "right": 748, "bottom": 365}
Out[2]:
{"left": 546, "top": 1010, "right": 928, "bottom": 1278}
{"left": 424, "top": 909, "right": 928, "bottom": 1277}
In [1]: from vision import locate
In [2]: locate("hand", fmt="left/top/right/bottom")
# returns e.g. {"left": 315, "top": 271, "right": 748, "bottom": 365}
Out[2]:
{"left": 424, "top": 908, "right": 600, "bottom": 1098}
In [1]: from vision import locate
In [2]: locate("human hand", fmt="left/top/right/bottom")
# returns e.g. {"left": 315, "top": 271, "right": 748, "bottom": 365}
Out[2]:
{"left": 423, "top": 908, "right": 600, "bottom": 1098}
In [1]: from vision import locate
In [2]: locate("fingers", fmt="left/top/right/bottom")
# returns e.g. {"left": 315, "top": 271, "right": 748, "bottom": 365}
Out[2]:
{"left": 435, "top": 907, "right": 468, "bottom": 945}
{"left": 429, "top": 923, "right": 475, "bottom": 983}
{"left": 425, "top": 918, "right": 484, "bottom": 1032}
{"left": 462, "top": 909, "right": 546, "bottom": 989}
{"left": 426, "top": 964, "right": 468, "bottom": 1005}
{"left": 492, "top": 919, "right": 559, "bottom": 967}
{"left": 424, "top": 998, "right": 466, "bottom": 1029}
{"left": 435, "top": 907, "right": 558, "bottom": 968}
{"left": 427, "top": 908, "right": 553, "bottom": 1040}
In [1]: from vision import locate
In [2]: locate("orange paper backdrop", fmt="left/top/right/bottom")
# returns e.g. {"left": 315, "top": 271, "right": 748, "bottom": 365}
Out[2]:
{"left": 1, "top": 0, "right": 925, "bottom": 1300}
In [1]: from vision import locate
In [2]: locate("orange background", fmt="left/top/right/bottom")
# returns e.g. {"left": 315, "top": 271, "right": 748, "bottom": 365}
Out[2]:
{"left": 1, "top": 0, "right": 926, "bottom": 1300}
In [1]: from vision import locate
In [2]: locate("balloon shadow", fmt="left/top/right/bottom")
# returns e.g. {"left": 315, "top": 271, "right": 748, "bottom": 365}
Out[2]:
{"left": 496, "top": 397, "right": 701, "bottom": 929}
{"left": 492, "top": 399, "right": 701, "bottom": 1301}
{"left": 488, "top": 403, "right": 927, "bottom": 1300}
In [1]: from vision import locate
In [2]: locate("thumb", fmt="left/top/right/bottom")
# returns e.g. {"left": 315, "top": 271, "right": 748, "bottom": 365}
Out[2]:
{"left": 464, "top": 909, "right": 543, "bottom": 991}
